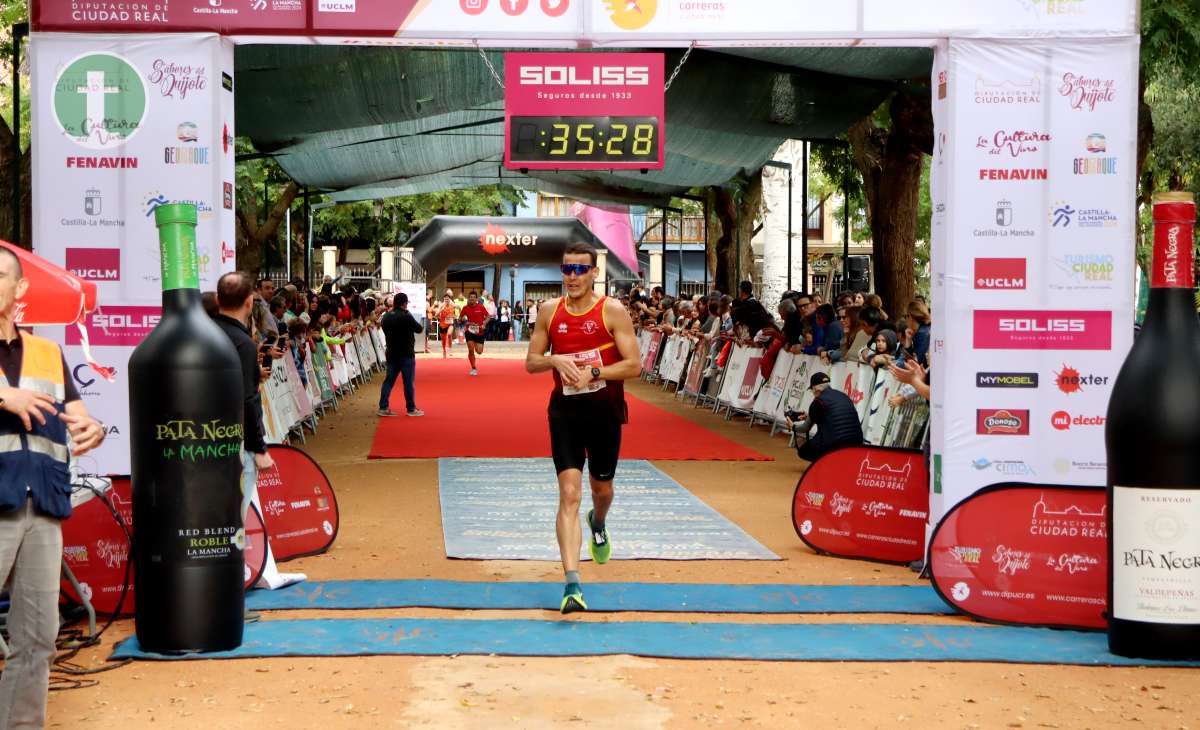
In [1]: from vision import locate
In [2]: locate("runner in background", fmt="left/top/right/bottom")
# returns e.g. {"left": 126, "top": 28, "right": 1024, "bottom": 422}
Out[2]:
{"left": 460, "top": 291, "right": 492, "bottom": 376}
{"left": 436, "top": 293, "right": 457, "bottom": 358}
{"left": 525, "top": 242, "right": 641, "bottom": 613}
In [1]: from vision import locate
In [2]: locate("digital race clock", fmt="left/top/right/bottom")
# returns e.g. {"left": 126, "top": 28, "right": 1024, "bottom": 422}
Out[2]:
{"left": 504, "top": 52, "right": 665, "bottom": 171}
{"left": 508, "top": 116, "right": 660, "bottom": 165}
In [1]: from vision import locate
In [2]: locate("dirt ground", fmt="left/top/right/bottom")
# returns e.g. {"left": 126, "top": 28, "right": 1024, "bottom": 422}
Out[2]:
{"left": 45, "top": 350, "right": 1200, "bottom": 729}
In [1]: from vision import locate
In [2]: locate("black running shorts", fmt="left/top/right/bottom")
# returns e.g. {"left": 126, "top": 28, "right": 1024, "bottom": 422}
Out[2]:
{"left": 464, "top": 331, "right": 486, "bottom": 345}
{"left": 548, "top": 398, "right": 624, "bottom": 481}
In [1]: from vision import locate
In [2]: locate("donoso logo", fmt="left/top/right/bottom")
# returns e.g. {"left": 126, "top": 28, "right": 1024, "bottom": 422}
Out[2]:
{"left": 974, "top": 310, "right": 1111, "bottom": 351}
{"left": 976, "top": 408, "right": 1030, "bottom": 436}
{"left": 518, "top": 65, "right": 650, "bottom": 86}
{"left": 974, "top": 258, "right": 1026, "bottom": 290}
{"left": 65, "top": 247, "right": 120, "bottom": 282}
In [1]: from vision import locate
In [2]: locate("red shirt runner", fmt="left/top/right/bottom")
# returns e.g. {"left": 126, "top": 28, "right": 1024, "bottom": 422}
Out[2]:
{"left": 461, "top": 302, "right": 489, "bottom": 335}
{"left": 546, "top": 296, "right": 625, "bottom": 412}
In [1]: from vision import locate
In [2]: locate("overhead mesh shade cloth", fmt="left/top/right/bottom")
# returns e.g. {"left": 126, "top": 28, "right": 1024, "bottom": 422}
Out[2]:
{"left": 234, "top": 46, "right": 933, "bottom": 204}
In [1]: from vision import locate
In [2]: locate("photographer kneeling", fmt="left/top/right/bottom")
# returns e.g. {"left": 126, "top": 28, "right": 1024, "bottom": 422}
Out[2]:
{"left": 785, "top": 372, "right": 863, "bottom": 463}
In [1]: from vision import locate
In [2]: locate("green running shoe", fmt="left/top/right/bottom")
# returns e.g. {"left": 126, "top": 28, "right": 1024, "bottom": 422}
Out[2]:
{"left": 586, "top": 509, "right": 611, "bottom": 565}
{"left": 561, "top": 582, "right": 587, "bottom": 614}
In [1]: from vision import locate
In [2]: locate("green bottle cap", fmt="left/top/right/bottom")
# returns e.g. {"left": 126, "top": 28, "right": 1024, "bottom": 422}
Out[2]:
{"left": 154, "top": 203, "right": 200, "bottom": 291}
{"left": 153, "top": 203, "right": 198, "bottom": 228}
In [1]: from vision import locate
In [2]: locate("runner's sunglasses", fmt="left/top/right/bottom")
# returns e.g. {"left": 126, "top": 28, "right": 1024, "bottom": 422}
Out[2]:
{"left": 560, "top": 263, "right": 594, "bottom": 276}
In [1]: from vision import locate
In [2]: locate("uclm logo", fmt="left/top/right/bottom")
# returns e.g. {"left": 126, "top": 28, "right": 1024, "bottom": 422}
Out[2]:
{"left": 976, "top": 408, "right": 1030, "bottom": 436}
{"left": 974, "top": 258, "right": 1026, "bottom": 290}
{"left": 973, "top": 310, "right": 1111, "bottom": 350}
{"left": 65, "top": 248, "right": 120, "bottom": 282}
{"left": 479, "top": 224, "right": 538, "bottom": 255}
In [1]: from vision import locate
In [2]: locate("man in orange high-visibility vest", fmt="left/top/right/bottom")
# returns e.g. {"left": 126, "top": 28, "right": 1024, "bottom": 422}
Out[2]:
{"left": 0, "top": 247, "right": 105, "bottom": 728}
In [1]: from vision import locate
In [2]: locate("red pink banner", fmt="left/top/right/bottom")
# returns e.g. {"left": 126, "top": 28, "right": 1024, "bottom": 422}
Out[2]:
{"left": 256, "top": 445, "right": 340, "bottom": 561}
{"left": 929, "top": 484, "right": 1107, "bottom": 630}
{"left": 792, "top": 446, "right": 929, "bottom": 564}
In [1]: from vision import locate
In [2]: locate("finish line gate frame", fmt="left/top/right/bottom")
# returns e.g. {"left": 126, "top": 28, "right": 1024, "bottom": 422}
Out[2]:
{"left": 29, "top": 1, "right": 1139, "bottom": 534}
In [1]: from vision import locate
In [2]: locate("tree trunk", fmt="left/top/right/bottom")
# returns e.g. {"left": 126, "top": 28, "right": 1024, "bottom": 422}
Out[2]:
{"left": 709, "top": 187, "right": 737, "bottom": 295}
{"left": 236, "top": 181, "right": 300, "bottom": 276}
{"left": 0, "top": 115, "right": 32, "bottom": 249}
{"left": 847, "top": 89, "right": 932, "bottom": 315}
{"left": 736, "top": 171, "right": 763, "bottom": 290}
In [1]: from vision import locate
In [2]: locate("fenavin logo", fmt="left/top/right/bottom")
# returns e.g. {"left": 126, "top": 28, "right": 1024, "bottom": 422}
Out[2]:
{"left": 53, "top": 53, "right": 148, "bottom": 150}
{"left": 603, "top": 0, "right": 656, "bottom": 30}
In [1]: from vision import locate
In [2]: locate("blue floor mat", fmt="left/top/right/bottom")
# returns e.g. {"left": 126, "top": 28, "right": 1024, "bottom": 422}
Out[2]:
{"left": 111, "top": 618, "right": 1200, "bottom": 667}
{"left": 438, "top": 458, "right": 779, "bottom": 560}
{"left": 245, "top": 580, "right": 951, "bottom": 615}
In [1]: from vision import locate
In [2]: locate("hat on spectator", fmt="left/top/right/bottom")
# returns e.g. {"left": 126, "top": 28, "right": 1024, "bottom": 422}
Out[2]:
{"left": 809, "top": 372, "right": 831, "bottom": 389}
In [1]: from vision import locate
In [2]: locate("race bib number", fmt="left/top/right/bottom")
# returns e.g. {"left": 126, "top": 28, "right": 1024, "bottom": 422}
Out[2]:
{"left": 562, "top": 349, "right": 606, "bottom": 397}
{"left": 467, "top": 324, "right": 482, "bottom": 334}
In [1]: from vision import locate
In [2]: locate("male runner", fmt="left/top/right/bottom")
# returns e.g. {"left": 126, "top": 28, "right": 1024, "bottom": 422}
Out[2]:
{"left": 460, "top": 291, "right": 492, "bottom": 376}
{"left": 525, "top": 242, "right": 641, "bottom": 613}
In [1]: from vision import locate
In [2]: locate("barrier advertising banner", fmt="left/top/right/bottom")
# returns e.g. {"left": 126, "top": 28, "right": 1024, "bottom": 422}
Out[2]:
{"left": 929, "top": 485, "right": 1106, "bottom": 630}
{"left": 61, "top": 478, "right": 267, "bottom": 616}
{"left": 929, "top": 36, "right": 1138, "bottom": 527}
{"left": 32, "top": 33, "right": 235, "bottom": 475}
{"left": 792, "top": 446, "right": 929, "bottom": 565}
{"left": 256, "top": 445, "right": 340, "bottom": 562}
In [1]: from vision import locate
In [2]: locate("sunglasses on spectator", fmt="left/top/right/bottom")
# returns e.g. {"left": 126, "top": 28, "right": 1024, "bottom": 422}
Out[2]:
{"left": 560, "top": 263, "right": 593, "bottom": 276}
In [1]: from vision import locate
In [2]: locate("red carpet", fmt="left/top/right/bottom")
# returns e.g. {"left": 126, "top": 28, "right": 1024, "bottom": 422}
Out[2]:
{"left": 369, "top": 358, "right": 772, "bottom": 461}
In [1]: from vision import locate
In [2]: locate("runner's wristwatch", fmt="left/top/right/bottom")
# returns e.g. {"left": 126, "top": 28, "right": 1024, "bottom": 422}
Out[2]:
{"left": 591, "top": 367, "right": 601, "bottom": 380}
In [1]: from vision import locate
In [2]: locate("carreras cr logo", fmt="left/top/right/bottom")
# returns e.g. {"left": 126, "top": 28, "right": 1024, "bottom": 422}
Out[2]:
{"left": 603, "top": 0, "right": 656, "bottom": 30}
{"left": 53, "top": 52, "right": 148, "bottom": 151}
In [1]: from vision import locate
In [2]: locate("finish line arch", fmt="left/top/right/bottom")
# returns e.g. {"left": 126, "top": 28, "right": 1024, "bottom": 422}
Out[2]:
{"left": 27, "top": 0, "right": 1138, "bottom": 534}
{"left": 408, "top": 216, "right": 634, "bottom": 288}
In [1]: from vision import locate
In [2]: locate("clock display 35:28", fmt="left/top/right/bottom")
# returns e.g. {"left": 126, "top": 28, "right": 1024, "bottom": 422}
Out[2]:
{"left": 509, "top": 116, "right": 660, "bottom": 164}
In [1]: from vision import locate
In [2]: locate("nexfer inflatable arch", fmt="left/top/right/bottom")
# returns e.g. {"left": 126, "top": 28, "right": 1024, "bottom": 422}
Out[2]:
{"left": 410, "top": 215, "right": 635, "bottom": 283}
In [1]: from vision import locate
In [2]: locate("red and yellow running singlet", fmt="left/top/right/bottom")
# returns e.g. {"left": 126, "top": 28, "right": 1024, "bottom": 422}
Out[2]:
{"left": 546, "top": 295, "right": 624, "bottom": 407}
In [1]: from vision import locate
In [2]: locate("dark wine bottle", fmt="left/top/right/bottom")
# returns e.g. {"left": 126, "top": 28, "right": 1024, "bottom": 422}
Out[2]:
{"left": 1106, "top": 191, "right": 1200, "bottom": 660}
{"left": 129, "top": 203, "right": 245, "bottom": 653}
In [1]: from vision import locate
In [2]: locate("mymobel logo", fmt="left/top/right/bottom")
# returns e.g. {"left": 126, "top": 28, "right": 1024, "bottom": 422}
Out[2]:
{"left": 518, "top": 64, "right": 650, "bottom": 86}
{"left": 976, "top": 372, "right": 1039, "bottom": 388}
{"left": 603, "top": 0, "right": 655, "bottom": 30}
{"left": 974, "top": 258, "right": 1026, "bottom": 290}
{"left": 65, "top": 248, "right": 121, "bottom": 282}
{"left": 974, "top": 310, "right": 1112, "bottom": 351}
{"left": 53, "top": 53, "right": 147, "bottom": 150}
{"left": 479, "top": 223, "right": 537, "bottom": 255}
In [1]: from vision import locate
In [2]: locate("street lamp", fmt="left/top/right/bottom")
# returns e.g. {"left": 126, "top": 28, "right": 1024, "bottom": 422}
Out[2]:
{"left": 763, "top": 160, "right": 793, "bottom": 290}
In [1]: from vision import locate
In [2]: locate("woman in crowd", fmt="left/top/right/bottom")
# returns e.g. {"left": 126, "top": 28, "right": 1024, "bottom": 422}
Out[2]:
{"left": 821, "top": 305, "right": 866, "bottom": 364}
{"left": 512, "top": 299, "right": 525, "bottom": 340}
{"left": 898, "top": 300, "right": 931, "bottom": 368}
{"left": 497, "top": 299, "right": 512, "bottom": 341}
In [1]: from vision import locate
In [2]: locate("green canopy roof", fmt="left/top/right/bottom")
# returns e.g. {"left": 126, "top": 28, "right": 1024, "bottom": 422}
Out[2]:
{"left": 234, "top": 46, "right": 932, "bottom": 205}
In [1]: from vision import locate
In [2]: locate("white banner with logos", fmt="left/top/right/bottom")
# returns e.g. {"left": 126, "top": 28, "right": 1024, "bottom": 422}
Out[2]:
{"left": 930, "top": 36, "right": 1138, "bottom": 525}
{"left": 586, "top": 0, "right": 1136, "bottom": 42}
{"left": 32, "top": 33, "right": 234, "bottom": 475}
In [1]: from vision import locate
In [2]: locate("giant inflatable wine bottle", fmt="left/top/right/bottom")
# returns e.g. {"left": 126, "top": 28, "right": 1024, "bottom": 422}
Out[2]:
{"left": 1106, "top": 192, "right": 1200, "bottom": 660}
{"left": 129, "top": 204, "right": 245, "bottom": 653}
